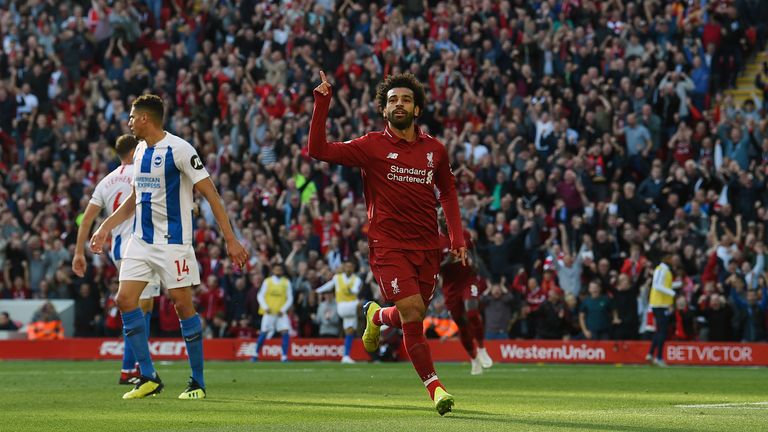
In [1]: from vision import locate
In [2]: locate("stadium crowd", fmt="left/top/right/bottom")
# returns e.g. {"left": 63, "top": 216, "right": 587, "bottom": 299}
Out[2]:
{"left": 1, "top": 0, "right": 768, "bottom": 344}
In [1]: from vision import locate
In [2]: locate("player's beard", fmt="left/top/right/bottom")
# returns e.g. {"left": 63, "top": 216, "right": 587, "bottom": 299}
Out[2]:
{"left": 386, "top": 109, "right": 415, "bottom": 131}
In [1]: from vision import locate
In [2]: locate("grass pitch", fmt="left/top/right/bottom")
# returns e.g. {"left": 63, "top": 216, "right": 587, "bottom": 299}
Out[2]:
{"left": 1, "top": 360, "right": 766, "bottom": 431}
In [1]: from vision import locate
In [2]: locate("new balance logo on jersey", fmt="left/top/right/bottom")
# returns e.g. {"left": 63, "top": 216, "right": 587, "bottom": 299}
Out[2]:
{"left": 386, "top": 152, "right": 399, "bottom": 159}
{"left": 391, "top": 278, "right": 400, "bottom": 295}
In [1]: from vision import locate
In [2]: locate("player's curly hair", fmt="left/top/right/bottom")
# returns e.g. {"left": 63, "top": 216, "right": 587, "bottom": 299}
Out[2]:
{"left": 375, "top": 73, "right": 426, "bottom": 116}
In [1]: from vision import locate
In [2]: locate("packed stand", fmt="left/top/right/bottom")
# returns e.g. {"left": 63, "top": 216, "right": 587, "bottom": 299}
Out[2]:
{"left": 1, "top": 0, "right": 768, "bottom": 343}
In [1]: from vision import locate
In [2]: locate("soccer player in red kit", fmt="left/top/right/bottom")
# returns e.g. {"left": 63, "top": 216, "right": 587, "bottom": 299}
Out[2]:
{"left": 438, "top": 213, "right": 493, "bottom": 375}
{"left": 309, "top": 71, "right": 466, "bottom": 416}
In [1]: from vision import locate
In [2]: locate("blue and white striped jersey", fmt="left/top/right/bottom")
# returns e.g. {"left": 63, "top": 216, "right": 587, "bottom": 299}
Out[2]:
{"left": 131, "top": 132, "right": 209, "bottom": 245}
{"left": 89, "top": 164, "right": 134, "bottom": 261}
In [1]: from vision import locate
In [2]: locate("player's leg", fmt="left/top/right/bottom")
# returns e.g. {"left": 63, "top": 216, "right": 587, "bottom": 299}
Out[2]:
{"left": 140, "top": 298, "right": 153, "bottom": 335}
{"left": 119, "top": 333, "right": 139, "bottom": 384}
{"left": 465, "top": 288, "right": 492, "bottom": 368}
{"left": 117, "top": 241, "right": 164, "bottom": 398}
{"left": 651, "top": 307, "right": 670, "bottom": 366}
{"left": 396, "top": 292, "right": 452, "bottom": 414}
{"left": 120, "top": 300, "right": 140, "bottom": 384}
{"left": 280, "top": 331, "right": 290, "bottom": 362}
{"left": 338, "top": 301, "right": 357, "bottom": 363}
{"left": 115, "top": 260, "right": 139, "bottom": 384}
{"left": 448, "top": 298, "right": 481, "bottom": 375}
{"left": 362, "top": 247, "right": 408, "bottom": 352}
{"left": 342, "top": 327, "right": 356, "bottom": 363}
{"left": 254, "top": 315, "right": 275, "bottom": 361}
{"left": 372, "top": 305, "right": 402, "bottom": 328}
{"left": 116, "top": 278, "right": 163, "bottom": 398}
{"left": 167, "top": 286, "right": 206, "bottom": 398}
{"left": 413, "top": 249, "right": 454, "bottom": 414}
{"left": 133, "top": 282, "right": 159, "bottom": 375}
{"left": 116, "top": 279, "right": 154, "bottom": 377}
{"left": 648, "top": 307, "right": 662, "bottom": 360}
{"left": 277, "top": 314, "right": 291, "bottom": 362}
{"left": 447, "top": 299, "right": 475, "bottom": 358}
{"left": 120, "top": 296, "right": 154, "bottom": 383}
{"left": 157, "top": 244, "right": 205, "bottom": 398}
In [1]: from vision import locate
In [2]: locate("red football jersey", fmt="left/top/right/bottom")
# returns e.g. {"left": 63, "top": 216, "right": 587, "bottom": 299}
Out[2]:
{"left": 308, "top": 90, "right": 465, "bottom": 251}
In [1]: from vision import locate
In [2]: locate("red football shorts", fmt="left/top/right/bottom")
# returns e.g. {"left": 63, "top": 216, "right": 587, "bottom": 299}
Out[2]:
{"left": 370, "top": 247, "right": 440, "bottom": 304}
{"left": 443, "top": 279, "right": 481, "bottom": 319}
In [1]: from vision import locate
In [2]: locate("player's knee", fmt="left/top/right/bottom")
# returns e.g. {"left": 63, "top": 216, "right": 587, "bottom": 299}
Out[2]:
{"left": 399, "top": 304, "right": 426, "bottom": 323}
{"left": 454, "top": 314, "right": 467, "bottom": 326}
{"left": 174, "top": 305, "right": 196, "bottom": 320}
{"left": 139, "top": 299, "right": 154, "bottom": 314}
{"left": 115, "top": 292, "right": 137, "bottom": 312}
{"left": 172, "top": 301, "right": 196, "bottom": 319}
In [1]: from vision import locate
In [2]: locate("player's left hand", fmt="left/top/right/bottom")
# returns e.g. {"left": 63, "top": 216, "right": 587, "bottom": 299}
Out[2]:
{"left": 451, "top": 247, "right": 468, "bottom": 266}
{"left": 226, "top": 238, "right": 249, "bottom": 270}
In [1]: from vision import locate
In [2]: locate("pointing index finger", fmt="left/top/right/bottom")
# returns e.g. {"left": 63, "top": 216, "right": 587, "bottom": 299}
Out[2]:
{"left": 320, "top": 70, "right": 328, "bottom": 84}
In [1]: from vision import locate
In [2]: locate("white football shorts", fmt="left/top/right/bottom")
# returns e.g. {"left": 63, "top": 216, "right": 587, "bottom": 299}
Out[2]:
{"left": 119, "top": 236, "right": 201, "bottom": 289}
{"left": 116, "top": 259, "right": 162, "bottom": 299}
{"left": 337, "top": 300, "right": 358, "bottom": 330}
{"left": 260, "top": 314, "right": 291, "bottom": 334}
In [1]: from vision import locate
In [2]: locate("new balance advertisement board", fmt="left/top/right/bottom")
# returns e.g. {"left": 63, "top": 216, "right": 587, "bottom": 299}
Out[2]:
{"left": 0, "top": 339, "right": 766, "bottom": 366}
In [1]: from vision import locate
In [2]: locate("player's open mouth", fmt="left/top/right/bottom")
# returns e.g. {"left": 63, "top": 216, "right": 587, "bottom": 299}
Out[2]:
{"left": 394, "top": 111, "right": 406, "bottom": 118}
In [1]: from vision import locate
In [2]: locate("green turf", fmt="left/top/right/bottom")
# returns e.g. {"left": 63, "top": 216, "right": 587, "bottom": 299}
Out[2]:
{"left": 0, "top": 360, "right": 766, "bottom": 431}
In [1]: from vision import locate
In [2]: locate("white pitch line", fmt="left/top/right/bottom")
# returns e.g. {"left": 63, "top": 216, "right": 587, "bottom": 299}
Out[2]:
{"left": 676, "top": 402, "right": 768, "bottom": 408}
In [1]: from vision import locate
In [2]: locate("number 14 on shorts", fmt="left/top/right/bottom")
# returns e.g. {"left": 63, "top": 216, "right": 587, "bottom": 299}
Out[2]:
{"left": 175, "top": 259, "right": 190, "bottom": 281}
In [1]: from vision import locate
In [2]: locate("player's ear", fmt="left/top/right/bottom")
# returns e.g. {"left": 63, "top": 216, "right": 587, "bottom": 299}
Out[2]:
{"left": 414, "top": 106, "right": 421, "bottom": 118}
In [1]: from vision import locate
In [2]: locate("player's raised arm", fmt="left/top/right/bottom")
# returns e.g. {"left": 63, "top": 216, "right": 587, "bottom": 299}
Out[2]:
{"left": 90, "top": 189, "right": 136, "bottom": 254}
{"left": 307, "top": 70, "right": 369, "bottom": 167}
{"left": 73, "top": 202, "right": 103, "bottom": 277}
{"left": 434, "top": 147, "right": 467, "bottom": 265}
{"left": 316, "top": 278, "right": 335, "bottom": 293}
{"left": 194, "top": 178, "right": 249, "bottom": 269}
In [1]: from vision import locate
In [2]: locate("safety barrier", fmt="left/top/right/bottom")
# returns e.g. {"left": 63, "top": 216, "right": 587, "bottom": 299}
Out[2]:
{"left": 1, "top": 338, "right": 767, "bottom": 366}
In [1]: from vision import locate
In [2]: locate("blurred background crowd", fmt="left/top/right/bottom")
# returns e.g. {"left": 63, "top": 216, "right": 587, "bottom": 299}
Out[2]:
{"left": 1, "top": 0, "right": 768, "bottom": 343}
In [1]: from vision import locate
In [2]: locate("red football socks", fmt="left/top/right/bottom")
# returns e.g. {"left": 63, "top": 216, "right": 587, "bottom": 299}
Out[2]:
{"left": 467, "top": 309, "right": 485, "bottom": 348}
{"left": 458, "top": 321, "right": 477, "bottom": 358}
{"left": 373, "top": 306, "right": 402, "bottom": 329}
{"left": 402, "top": 321, "right": 443, "bottom": 400}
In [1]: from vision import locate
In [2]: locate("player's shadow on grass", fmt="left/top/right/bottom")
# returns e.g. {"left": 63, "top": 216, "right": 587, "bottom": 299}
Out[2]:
{"left": 245, "top": 398, "right": 495, "bottom": 416}
{"left": 470, "top": 417, "right": 675, "bottom": 432}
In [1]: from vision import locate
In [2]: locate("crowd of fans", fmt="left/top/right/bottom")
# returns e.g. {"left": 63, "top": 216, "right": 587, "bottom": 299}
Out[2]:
{"left": 2, "top": 0, "right": 768, "bottom": 344}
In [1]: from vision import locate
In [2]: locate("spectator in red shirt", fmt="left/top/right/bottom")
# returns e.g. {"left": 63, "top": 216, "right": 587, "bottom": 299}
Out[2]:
{"left": 198, "top": 275, "right": 226, "bottom": 323}
{"left": 103, "top": 281, "right": 123, "bottom": 337}
{"left": 9, "top": 276, "right": 31, "bottom": 299}
{"left": 525, "top": 277, "right": 547, "bottom": 314}
{"left": 556, "top": 170, "right": 588, "bottom": 217}
{"left": 229, "top": 315, "right": 258, "bottom": 339}
{"left": 158, "top": 295, "right": 181, "bottom": 338}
